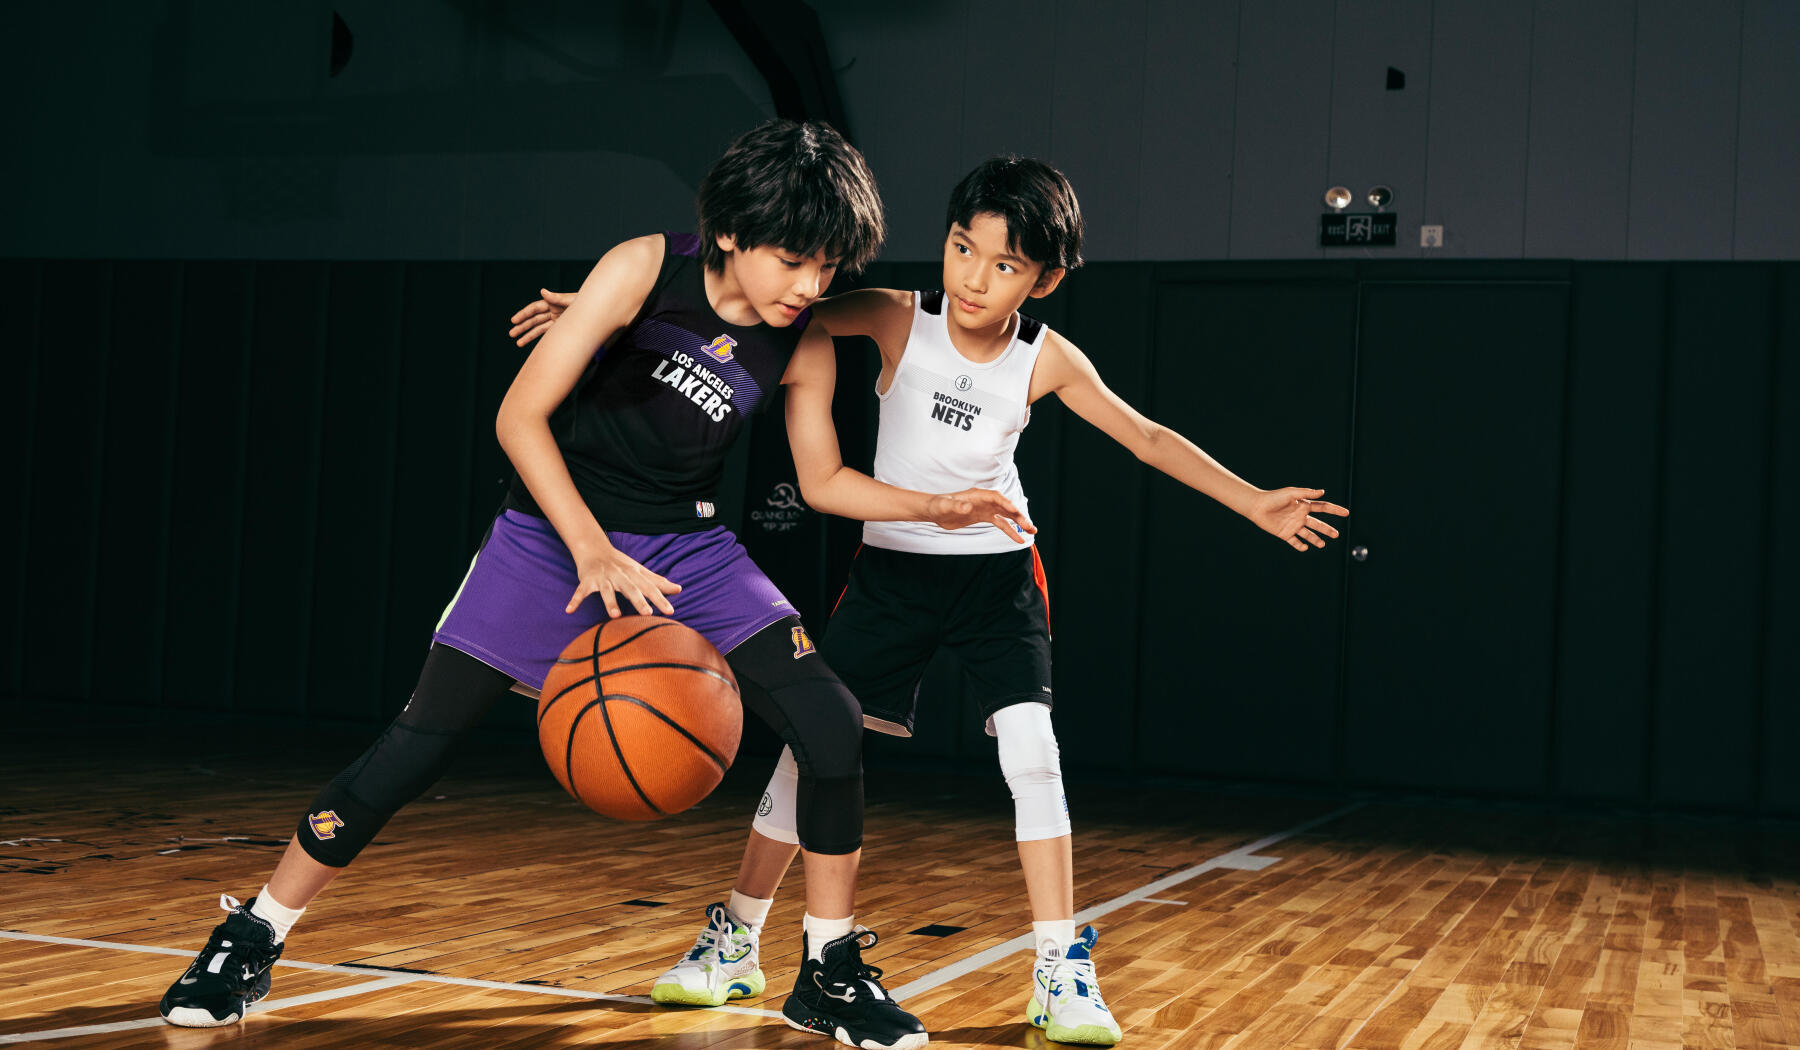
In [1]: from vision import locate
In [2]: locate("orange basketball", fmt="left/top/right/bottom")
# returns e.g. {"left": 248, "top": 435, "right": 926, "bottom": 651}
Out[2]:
{"left": 537, "top": 616, "right": 741, "bottom": 820}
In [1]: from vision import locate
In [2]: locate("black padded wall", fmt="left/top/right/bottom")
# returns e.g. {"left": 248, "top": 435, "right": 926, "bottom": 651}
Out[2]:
{"left": 6, "top": 259, "right": 1796, "bottom": 813}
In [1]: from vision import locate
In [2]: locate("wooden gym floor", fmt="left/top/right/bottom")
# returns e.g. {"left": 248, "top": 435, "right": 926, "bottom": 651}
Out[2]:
{"left": 3, "top": 724, "right": 1798, "bottom": 1049}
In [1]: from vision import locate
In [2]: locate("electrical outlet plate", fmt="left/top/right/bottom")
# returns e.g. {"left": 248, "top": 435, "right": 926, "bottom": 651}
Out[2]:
{"left": 1421, "top": 225, "right": 1443, "bottom": 248}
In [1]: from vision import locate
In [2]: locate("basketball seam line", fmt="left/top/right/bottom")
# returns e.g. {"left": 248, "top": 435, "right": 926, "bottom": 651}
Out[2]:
{"left": 553, "top": 620, "right": 676, "bottom": 664}
{"left": 598, "top": 693, "right": 731, "bottom": 771}
{"left": 538, "top": 672, "right": 597, "bottom": 725}
{"left": 583, "top": 693, "right": 665, "bottom": 817}
{"left": 579, "top": 623, "right": 668, "bottom": 819}
{"left": 568, "top": 660, "right": 739, "bottom": 691}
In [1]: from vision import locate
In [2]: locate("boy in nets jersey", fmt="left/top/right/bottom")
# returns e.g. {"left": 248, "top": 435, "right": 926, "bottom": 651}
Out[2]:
{"left": 511, "top": 156, "right": 1348, "bottom": 1046}
{"left": 156, "top": 122, "right": 1029, "bottom": 1050}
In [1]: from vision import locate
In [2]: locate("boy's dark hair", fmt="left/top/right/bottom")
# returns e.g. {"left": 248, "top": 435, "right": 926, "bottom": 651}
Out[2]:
{"left": 945, "top": 156, "right": 1084, "bottom": 274}
{"left": 697, "top": 119, "right": 885, "bottom": 274}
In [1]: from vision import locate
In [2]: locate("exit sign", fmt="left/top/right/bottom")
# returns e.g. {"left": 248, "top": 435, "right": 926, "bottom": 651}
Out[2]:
{"left": 1320, "top": 213, "right": 1397, "bottom": 247}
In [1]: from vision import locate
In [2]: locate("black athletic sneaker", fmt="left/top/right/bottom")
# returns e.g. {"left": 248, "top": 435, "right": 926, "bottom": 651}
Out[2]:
{"left": 159, "top": 895, "right": 284, "bottom": 1027}
{"left": 782, "top": 926, "right": 928, "bottom": 1049}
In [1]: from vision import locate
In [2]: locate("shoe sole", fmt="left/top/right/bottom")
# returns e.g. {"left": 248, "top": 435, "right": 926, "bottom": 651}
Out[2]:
{"left": 162, "top": 1006, "right": 244, "bottom": 1028}
{"left": 650, "top": 969, "right": 766, "bottom": 1006}
{"left": 1025, "top": 993, "right": 1121, "bottom": 1046}
{"left": 782, "top": 1015, "right": 929, "bottom": 1049}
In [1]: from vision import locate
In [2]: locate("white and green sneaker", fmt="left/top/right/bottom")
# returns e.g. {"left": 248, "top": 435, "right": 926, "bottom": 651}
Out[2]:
{"left": 651, "top": 902, "right": 766, "bottom": 1006}
{"left": 1026, "top": 925, "right": 1122, "bottom": 1045}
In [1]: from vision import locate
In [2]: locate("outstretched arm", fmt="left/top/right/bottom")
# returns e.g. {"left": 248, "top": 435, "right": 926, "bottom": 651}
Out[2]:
{"left": 1033, "top": 331, "right": 1347, "bottom": 551}
{"left": 496, "top": 235, "right": 684, "bottom": 615}
{"left": 782, "top": 324, "right": 1035, "bottom": 541}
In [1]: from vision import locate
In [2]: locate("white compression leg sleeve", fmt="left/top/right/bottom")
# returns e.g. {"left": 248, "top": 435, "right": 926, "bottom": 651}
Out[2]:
{"left": 750, "top": 745, "right": 801, "bottom": 844}
{"left": 993, "top": 702, "right": 1070, "bottom": 841}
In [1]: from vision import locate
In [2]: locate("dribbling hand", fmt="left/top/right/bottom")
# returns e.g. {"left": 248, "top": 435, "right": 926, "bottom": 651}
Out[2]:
{"left": 509, "top": 289, "right": 576, "bottom": 348}
{"left": 926, "top": 488, "right": 1038, "bottom": 544}
{"left": 568, "top": 546, "right": 682, "bottom": 618}
{"left": 1248, "top": 487, "right": 1349, "bottom": 551}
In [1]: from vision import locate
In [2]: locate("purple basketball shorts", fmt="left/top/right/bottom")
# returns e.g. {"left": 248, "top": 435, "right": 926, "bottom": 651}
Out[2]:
{"left": 432, "top": 509, "right": 794, "bottom": 689}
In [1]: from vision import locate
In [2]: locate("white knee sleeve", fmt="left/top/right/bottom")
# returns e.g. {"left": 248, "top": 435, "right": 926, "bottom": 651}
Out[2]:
{"left": 993, "top": 702, "right": 1070, "bottom": 841}
{"left": 750, "top": 746, "right": 801, "bottom": 844}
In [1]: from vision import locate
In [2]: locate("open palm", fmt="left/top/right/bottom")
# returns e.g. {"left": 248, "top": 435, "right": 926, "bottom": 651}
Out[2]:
{"left": 1249, "top": 487, "right": 1349, "bottom": 551}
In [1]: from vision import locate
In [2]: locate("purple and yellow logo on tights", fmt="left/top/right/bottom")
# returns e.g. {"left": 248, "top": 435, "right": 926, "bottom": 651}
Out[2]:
{"left": 308, "top": 810, "right": 346, "bottom": 840}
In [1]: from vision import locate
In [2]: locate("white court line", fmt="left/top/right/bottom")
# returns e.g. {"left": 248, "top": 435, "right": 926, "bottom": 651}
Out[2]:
{"left": 1, "top": 802, "right": 1361, "bottom": 1038}
{"left": 1139, "top": 898, "right": 1188, "bottom": 906}
{"left": 888, "top": 801, "right": 1363, "bottom": 1002}
{"left": 0, "top": 977, "right": 417, "bottom": 1044}
{"left": 0, "top": 929, "right": 786, "bottom": 1035}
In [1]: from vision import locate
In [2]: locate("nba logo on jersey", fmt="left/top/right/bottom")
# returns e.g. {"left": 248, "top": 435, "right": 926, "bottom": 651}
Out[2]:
{"left": 308, "top": 810, "right": 346, "bottom": 840}
{"left": 703, "top": 334, "right": 737, "bottom": 363}
{"left": 790, "top": 625, "right": 816, "bottom": 659}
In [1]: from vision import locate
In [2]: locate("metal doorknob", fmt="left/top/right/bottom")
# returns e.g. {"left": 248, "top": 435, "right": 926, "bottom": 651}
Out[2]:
{"left": 1350, "top": 545, "right": 1369, "bottom": 562}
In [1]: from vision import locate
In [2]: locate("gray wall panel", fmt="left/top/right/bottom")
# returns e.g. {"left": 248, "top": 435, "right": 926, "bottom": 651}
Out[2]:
{"left": 6, "top": 3, "right": 1796, "bottom": 262}
{"left": 1524, "top": 0, "right": 1636, "bottom": 258}
{"left": 1327, "top": 0, "right": 1434, "bottom": 259}
{"left": 1229, "top": 0, "right": 1337, "bottom": 258}
{"left": 953, "top": 3, "right": 1055, "bottom": 185}
{"left": 1628, "top": 0, "right": 1743, "bottom": 259}
{"left": 1733, "top": 0, "right": 1800, "bottom": 259}
{"left": 1422, "top": 0, "right": 1535, "bottom": 257}
{"left": 1045, "top": 0, "right": 1149, "bottom": 261}
{"left": 1137, "top": 0, "right": 1239, "bottom": 259}
{"left": 828, "top": 5, "right": 967, "bottom": 261}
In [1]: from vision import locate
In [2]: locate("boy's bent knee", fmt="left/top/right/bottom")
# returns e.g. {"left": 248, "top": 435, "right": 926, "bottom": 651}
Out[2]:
{"left": 993, "top": 701, "right": 1070, "bottom": 842}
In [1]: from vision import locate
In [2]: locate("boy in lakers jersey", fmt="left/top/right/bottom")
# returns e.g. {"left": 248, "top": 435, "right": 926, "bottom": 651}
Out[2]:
{"left": 512, "top": 157, "right": 1348, "bottom": 1046}
{"left": 155, "top": 122, "right": 1037, "bottom": 1050}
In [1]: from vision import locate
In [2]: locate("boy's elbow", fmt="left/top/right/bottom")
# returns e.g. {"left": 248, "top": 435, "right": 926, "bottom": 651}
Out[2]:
{"left": 494, "top": 400, "right": 539, "bottom": 452}
{"left": 1131, "top": 422, "right": 1167, "bottom": 464}
{"left": 795, "top": 477, "right": 828, "bottom": 513}
{"left": 495, "top": 405, "right": 517, "bottom": 448}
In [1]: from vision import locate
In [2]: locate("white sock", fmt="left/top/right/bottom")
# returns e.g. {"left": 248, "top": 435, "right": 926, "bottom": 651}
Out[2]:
{"left": 1034, "top": 919, "right": 1076, "bottom": 955}
{"left": 803, "top": 913, "right": 855, "bottom": 961}
{"left": 728, "top": 890, "right": 774, "bottom": 932}
{"left": 250, "top": 886, "right": 306, "bottom": 943}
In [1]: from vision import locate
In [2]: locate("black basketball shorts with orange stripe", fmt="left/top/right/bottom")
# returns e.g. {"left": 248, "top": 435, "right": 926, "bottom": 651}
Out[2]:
{"left": 823, "top": 543, "right": 1052, "bottom": 738}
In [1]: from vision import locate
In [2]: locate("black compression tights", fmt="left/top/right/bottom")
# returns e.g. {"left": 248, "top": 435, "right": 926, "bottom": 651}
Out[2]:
{"left": 295, "top": 617, "right": 864, "bottom": 867}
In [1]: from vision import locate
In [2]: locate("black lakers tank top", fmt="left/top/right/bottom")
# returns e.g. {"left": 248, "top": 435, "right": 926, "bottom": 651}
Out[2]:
{"left": 505, "top": 233, "right": 811, "bottom": 533}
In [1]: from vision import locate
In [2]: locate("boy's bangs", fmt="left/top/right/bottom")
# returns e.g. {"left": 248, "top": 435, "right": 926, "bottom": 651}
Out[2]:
{"left": 766, "top": 176, "right": 881, "bottom": 272}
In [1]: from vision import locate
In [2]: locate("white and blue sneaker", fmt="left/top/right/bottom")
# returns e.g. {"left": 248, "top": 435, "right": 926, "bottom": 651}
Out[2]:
{"left": 651, "top": 902, "right": 766, "bottom": 1006}
{"left": 1026, "top": 926, "right": 1122, "bottom": 1046}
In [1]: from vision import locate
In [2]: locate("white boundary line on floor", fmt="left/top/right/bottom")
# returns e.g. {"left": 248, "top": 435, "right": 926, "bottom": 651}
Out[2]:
{"left": 0, "top": 801, "right": 1360, "bottom": 1042}
{"left": 887, "top": 801, "right": 1363, "bottom": 1002}
{"left": 0, "top": 977, "right": 418, "bottom": 1044}
{"left": 0, "top": 929, "right": 785, "bottom": 1043}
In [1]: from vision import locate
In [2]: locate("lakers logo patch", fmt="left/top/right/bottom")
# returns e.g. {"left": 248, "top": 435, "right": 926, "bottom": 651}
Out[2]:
{"left": 790, "top": 625, "right": 816, "bottom": 659}
{"left": 308, "top": 810, "right": 346, "bottom": 840}
{"left": 703, "top": 334, "right": 738, "bottom": 363}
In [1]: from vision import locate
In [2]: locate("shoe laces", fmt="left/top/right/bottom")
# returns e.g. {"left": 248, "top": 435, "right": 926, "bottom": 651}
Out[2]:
{"left": 1040, "top": 947, "right": 1105, "bottom": 1007}
{"left": 685, "top": 905, "right": 753, "bottom": 964}
{"left": 813, "top": 928, "right": 889, "bottom": 1002}
{"left": 193, "top": 896, "right": 275, "bottom": 989}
